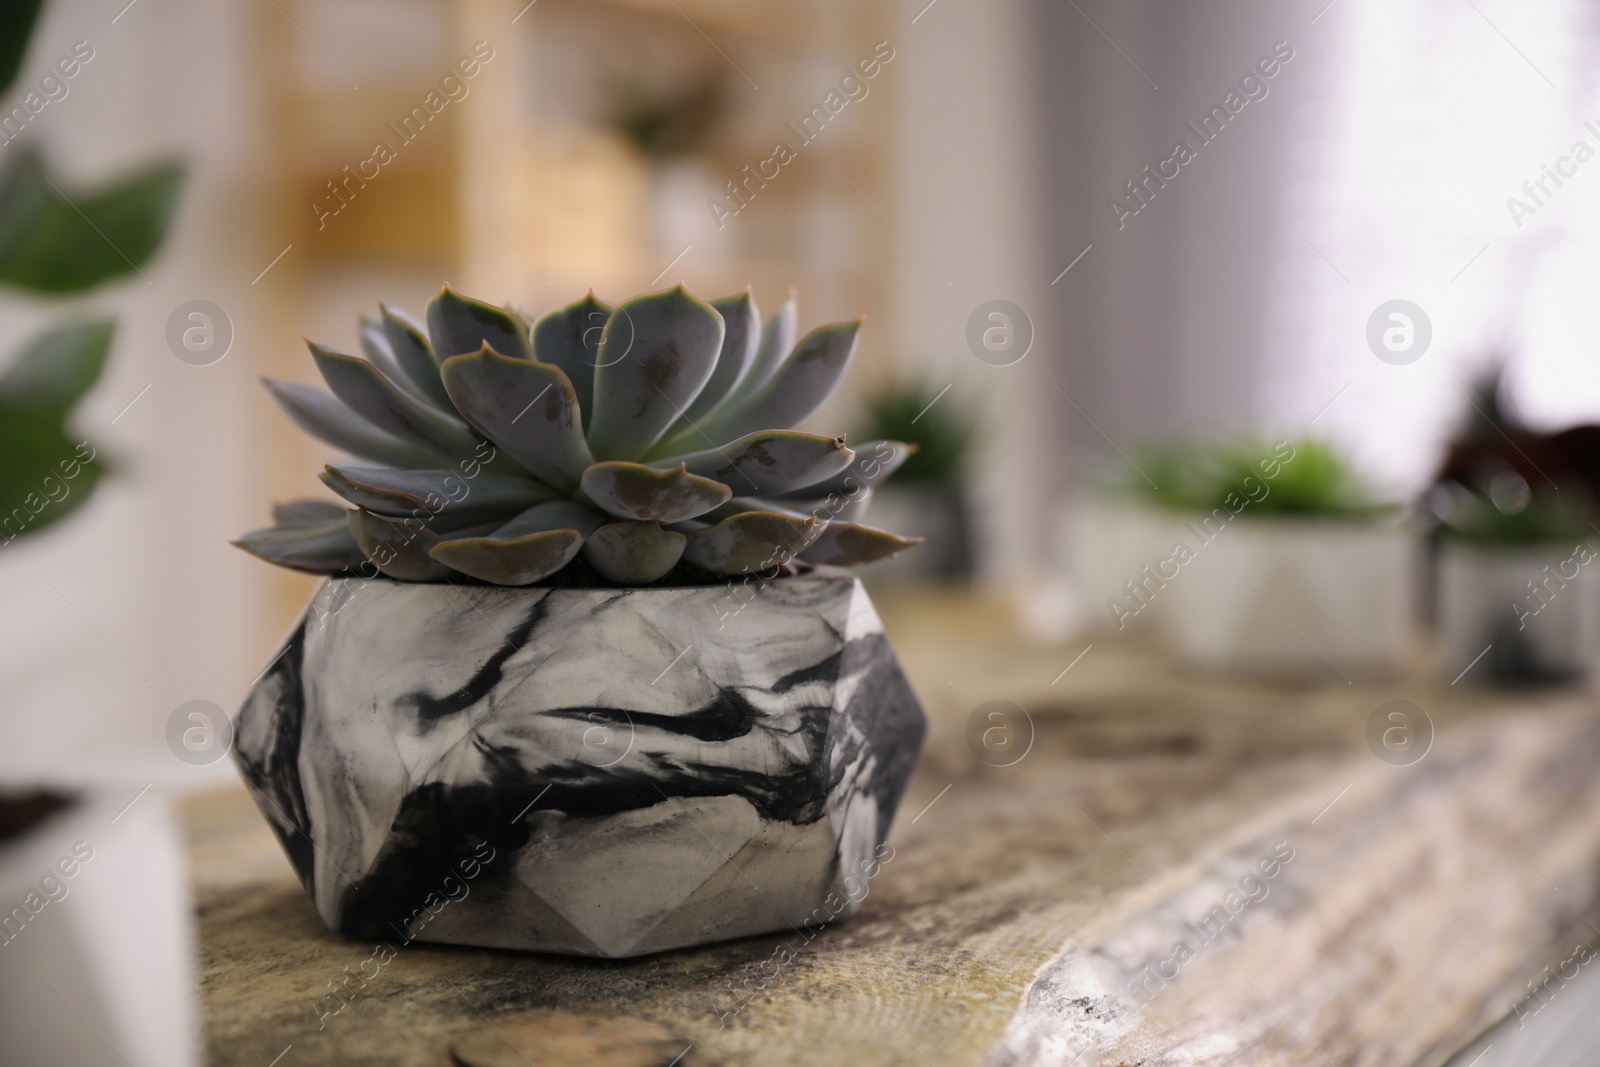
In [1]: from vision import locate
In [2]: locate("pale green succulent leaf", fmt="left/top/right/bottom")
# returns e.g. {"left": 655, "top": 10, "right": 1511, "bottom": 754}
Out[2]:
{"left": 700, "top": 318, "right": 860, "bottom": 444}
{"left": 429, "top": 529, "right": 583, "bottom": 586}
{"left": 582, "top": 521, "right": 685, "bottom": 583}
{"left": 429, "top": 500, "right": 606, "bottom": 585}
{"left": 426, "top": 284, "right": 532, "bottom": 361}
{"left": 736, "top": 297, "right": 796, "bottom": 403}
{"left": 380, "top": 303, "right": 453, "bottom": 408}
{"left": 780, "top": 487, "right": 874, "bottom": 524}
{"left": 693, "top": 495, "right": 813, "bottom": 525}
{"left": 490, "top": 500, "right": 607, "bottom": 539}
{"left": 661, "top": 430, "right": 853, "bottom": 496}
{"left": 348, "top": 509, "right": 455, "bottom": 581}
{"left": 0, "top": 318, "right": 113, "bottom": 419}
{"left": 358, "top": 315, "right": 442, "bottom": 411}
{"left": 680, "top": 289, "right": 759, "bottom": 424}
{"left": 777, "top": 439, "right": 913, "bottom": 498}
{"left": 680, "top": 510, "right": 822, "bottom": 574}
{"left": 439, "top": 346, "right": 594, "bottom": 491}
{"left": 271, "top": 499, "right": 347, "bottom": 527}
{"left": 264, "top": 379, "right": 457, "bottom": 468}
{"left": 580, "top": 461, "right": 730, "bottom": 523}
{"left": 320, "top": 464, "right": 556, "bottom": 523}
{"left": 232, "top": 516, "right": 365, "bottom": 575}
{"left": 800, "top": 522, "right": 923, "bottom": 566}
{"left": 531, "top": 291, "right": 611, "bottom": 424}
{"left": 586, "top": 285, "right": 724, "bottom": 461}
{"left": 310, "top": 342, "right": 480, "bottom": 457}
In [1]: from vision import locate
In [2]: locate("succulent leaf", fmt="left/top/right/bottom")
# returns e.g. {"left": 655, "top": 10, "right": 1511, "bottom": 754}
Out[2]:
{"left": 440, "top": 346, "right": 594, "bottom": 491}
{"left": 531, "top": 291, "right": 611, "bottom": 424}
{"left": 680, "top": 510, "right": 822, "bottom": 574}
{"left": 738, "top": 298, "right": 797, "bottom": 402}
{"left": 428, "top": 501, "right": 605, "bottom": 585}
{"left": 698, "top": 319, "right": 861, "bottom": 444}
{"left": 310, "top": 343, "right": 480, "bottom": 457}
{"left": 358, "top": 315, "right": 440, "bottom": 411}
{"left": 680, "top": 289, "right": 759, "bottom": 424}
{"left": 264, "top": 379, "right": 457, "bottom": 468}
{"left": 347, "top": 509, "right": 455, "bottom": 581}
{"left": 380, "top": 303, "right": 453, "bottom": 408}
{"left": 320, "top": 464, "right": 557, "bottom": 522}
{"left": 579, "top": 461, "right": 731, "bottom": 523}
{"left": 490, "top": 500, "right": 609, "bottom": 538}
{"left": 239, "top": 286, "right": 919, "bottom": 584}
{"left": 586, "top": 285, "right": 724, "bottom": 461}
{"left": 425, "top": 284, "right": 533, "bottom": 361}
{"left": 776, "top": 439, "right": 913, "bottom": 498}
{"left": 582, "top": 521, "right": 685, "bottom": 583}
{"left": 430, "top": 529, "right": 583, "bottom": 586}
{"left": 232, "top": 517, "right": 365, "bottom": 574}
{"left": 664, "top": 430, "right": 854, "bottom": 496}
{"left": 272, "top": 499, "right": 348, "bottom": 526}
{"left": 800, "top": 522, "right": 924, "bottom": 566}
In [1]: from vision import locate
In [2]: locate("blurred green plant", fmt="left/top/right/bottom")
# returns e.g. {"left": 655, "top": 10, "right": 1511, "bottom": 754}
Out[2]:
{"left": 606, "top": 72, "right": 725, "bottom": 161}
{"left": 1119, "top": 438, "right": 1390, "bottom": 519}
{"left": 0, "top": 0, "right": 183, "bottom": 541}
{"left": 853, "top": 378, "right": 976, "bottom": 488}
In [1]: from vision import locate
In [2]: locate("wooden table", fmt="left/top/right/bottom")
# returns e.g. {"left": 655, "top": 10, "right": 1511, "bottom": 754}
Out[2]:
{"left": 189, "top": 591, "right": 1600, "bottom": 1066}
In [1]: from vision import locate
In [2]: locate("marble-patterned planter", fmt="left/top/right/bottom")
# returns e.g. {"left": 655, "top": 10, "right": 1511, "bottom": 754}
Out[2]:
{"left": 233, "top": 570, "right": 926, "bottom": 958}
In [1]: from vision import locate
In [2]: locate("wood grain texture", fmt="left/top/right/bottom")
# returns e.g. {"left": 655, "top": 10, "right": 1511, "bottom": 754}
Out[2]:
{"left": 189, "top": 591, "right": 1600, "bottom": 1066}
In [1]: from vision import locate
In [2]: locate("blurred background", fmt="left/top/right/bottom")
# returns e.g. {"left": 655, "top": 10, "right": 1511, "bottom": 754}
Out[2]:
{"left": 7, "top": 0, "right": 1600, "bottom": 1061}
{"left": 18, "top": 0, "right": 1600, "bottom": 777}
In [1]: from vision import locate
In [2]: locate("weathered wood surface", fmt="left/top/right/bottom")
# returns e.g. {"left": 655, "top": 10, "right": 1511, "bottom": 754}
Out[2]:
{"left": 189, "top": 591, "right": 1600, "bottom": 1066}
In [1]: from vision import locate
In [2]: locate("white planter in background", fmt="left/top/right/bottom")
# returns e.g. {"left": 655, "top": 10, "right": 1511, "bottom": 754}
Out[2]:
{"left": 1160, "top": 519, "right": 1415, "bottom": 677}
{"left": 1061, "top": 495, "right": 1200, "bottom": 638}
{"left": 0, "top": 791, "right": 198, "bottom": 1067}
{"left": 1437, "top": 541, "right": 1600, "bottom": 686}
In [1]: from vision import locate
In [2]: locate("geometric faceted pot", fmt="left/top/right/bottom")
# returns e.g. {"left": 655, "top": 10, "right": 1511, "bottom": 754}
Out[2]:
{"left": 233, "top": 568, "right": 926, "bottom": 958}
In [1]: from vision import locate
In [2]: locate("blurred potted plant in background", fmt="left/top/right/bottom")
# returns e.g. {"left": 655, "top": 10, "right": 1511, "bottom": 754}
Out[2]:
{"left": 1428, "top": 367, "right": 1600, "bottom": 686}
{"left": 0, "top": 2, "right": 188, "bottom": 1064}
{"left": 851, "top": 376, "right": 978, "bottom": 583}
{"left": 1109, "top": 438, "right": 1412, "bottom": 677}
{"left": 605, "top": 66, "right": 725, "bottom": 259}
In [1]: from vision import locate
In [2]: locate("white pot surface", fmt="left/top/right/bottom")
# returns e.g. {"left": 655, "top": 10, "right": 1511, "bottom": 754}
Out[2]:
{"left": 1157, "top": 518, "right": 1415, "bottom": 676}
{"left": 0, "top": 791, "right": 198, "bottom": 1067}
{"left": 1437, "top": 541, "right": 1600, "bottom": 685}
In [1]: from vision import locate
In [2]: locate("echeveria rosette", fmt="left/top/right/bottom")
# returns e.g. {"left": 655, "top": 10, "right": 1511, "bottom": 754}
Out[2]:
{"left": 235, "top": 284, "right": 922, "bottom": 585}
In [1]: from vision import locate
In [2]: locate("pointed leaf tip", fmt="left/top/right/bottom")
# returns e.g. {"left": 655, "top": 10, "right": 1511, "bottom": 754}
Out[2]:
{"left": 426, "top": 285, "right": 533, "bottom": 361}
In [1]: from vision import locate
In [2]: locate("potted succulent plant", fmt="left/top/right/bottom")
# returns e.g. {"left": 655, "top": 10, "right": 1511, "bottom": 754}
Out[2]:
{"left": 232, "top": 284, "right": 927, "bottom": 958}
{"left": 1105, "top": 439, "right": 1413, "bottom": 676}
